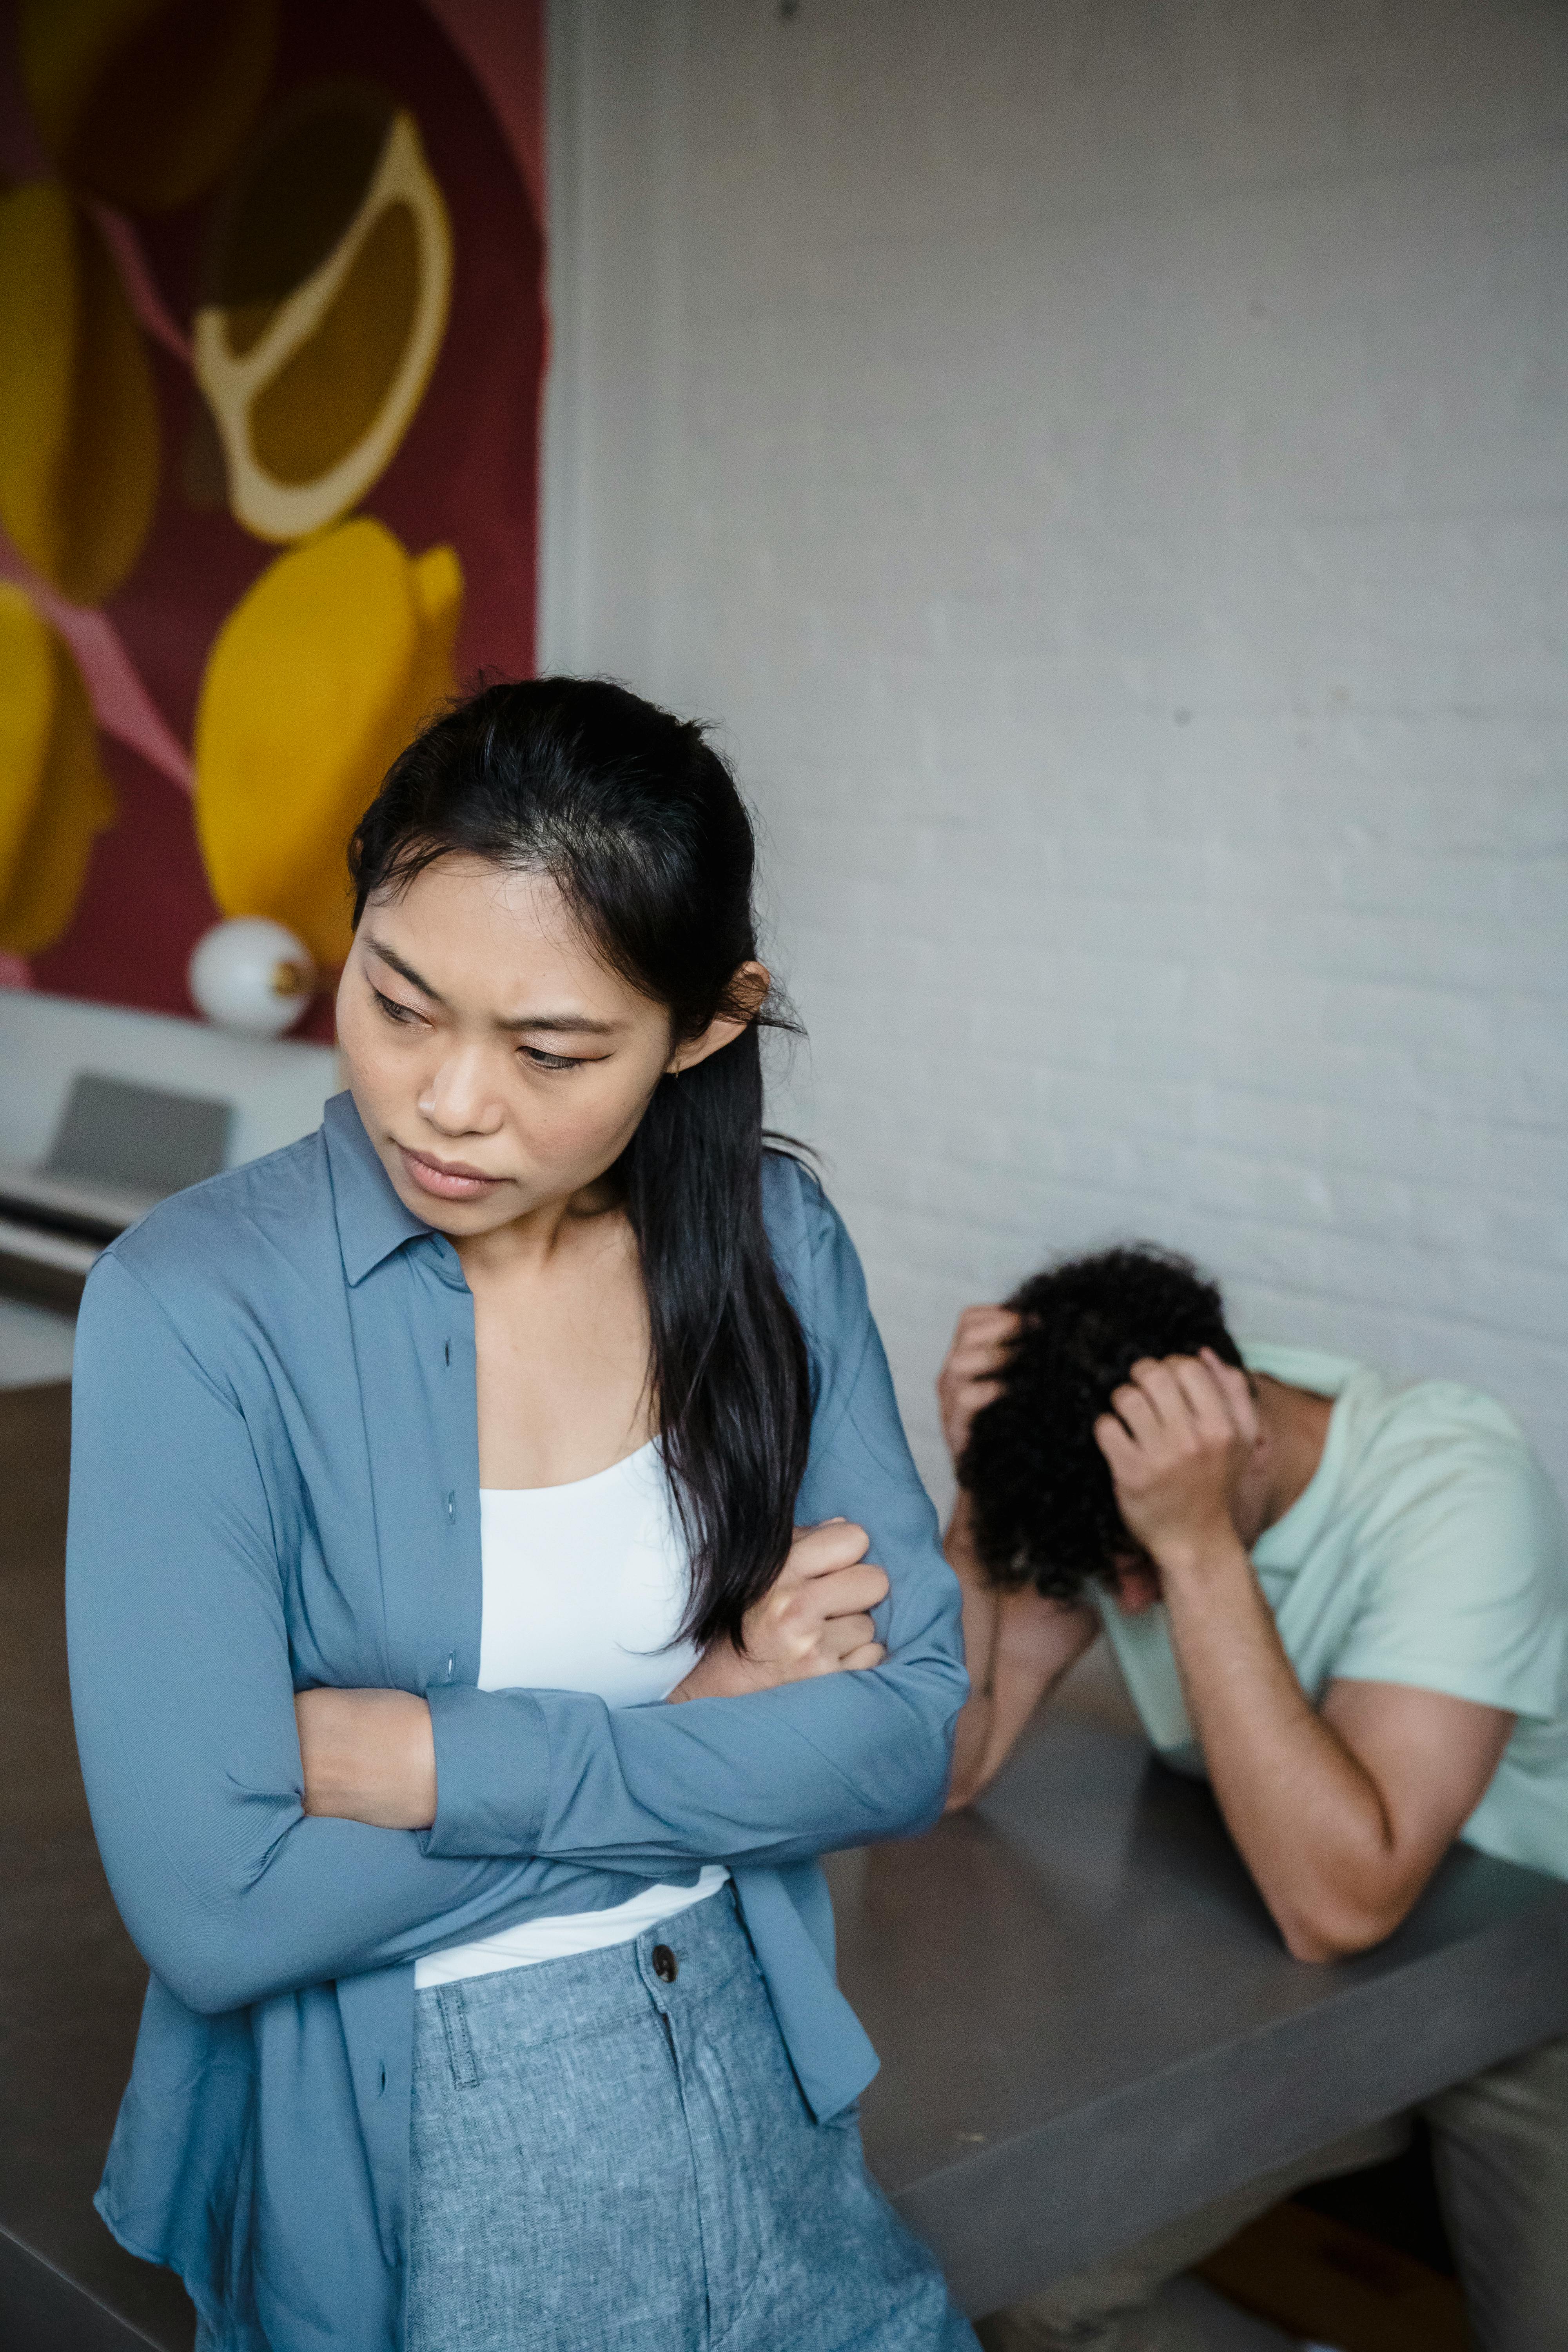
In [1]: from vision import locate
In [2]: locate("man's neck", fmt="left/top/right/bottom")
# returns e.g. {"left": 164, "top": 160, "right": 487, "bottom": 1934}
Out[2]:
{"left": 1252, "top": 1376, "right": 1335, "bottom": 1535}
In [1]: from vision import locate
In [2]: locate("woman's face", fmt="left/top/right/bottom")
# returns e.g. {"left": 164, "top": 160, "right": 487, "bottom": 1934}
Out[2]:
{"left": 337, "top": 855, "right": 748, "bottom": 1238}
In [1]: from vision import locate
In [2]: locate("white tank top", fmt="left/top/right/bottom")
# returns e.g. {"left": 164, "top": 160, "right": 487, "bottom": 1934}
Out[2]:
{"left": 415, "top": 1441, "right": 728, "bottom": 1987}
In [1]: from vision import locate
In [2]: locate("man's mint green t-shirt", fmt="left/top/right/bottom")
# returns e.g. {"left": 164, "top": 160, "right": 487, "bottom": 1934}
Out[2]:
{"left": 1097, "top": 1343, "right": 1568, "bottom": 1882}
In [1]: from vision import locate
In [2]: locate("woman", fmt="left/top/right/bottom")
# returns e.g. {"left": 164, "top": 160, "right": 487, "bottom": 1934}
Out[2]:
{"left": 67, "top": 679, "right": 976, "bottom": 2352}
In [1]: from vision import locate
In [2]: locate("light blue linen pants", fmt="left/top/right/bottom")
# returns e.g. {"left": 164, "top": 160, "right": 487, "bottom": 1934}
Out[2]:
{"left": 407, "top": 1884, "right": 978, "bottom": 2351}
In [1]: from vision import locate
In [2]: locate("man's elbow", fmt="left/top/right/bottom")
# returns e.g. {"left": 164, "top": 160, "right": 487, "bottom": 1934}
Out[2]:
{"left": 1274, "top": 1890, "right": 1416, "bottom": 1966}
{"left": 1280, "top": 1919, "right": 1369, "bottom": 1966}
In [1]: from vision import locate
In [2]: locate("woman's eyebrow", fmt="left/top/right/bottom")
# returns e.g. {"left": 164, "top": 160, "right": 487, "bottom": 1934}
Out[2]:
{"left": 499, "top": 1010, "right": 621, "bottom": 1036}
{"left": 365, "top": 937, "right": 443, "bottom": 1002}
{"left": 366, "top": 941, "right": 617, "bottom": 1034}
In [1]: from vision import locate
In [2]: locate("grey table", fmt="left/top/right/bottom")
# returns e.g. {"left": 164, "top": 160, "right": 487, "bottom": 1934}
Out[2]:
{"left": 829, "top": 1708, "right": 1568, "bottom": 2317}
{"left": 6, "top": 1378, "right": 1568, "bottom": 2345}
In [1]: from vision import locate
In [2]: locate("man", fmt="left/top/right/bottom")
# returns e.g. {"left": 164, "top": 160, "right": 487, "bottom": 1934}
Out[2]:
{"left": 938, "top": 1243, "right": 1568, "bottom": 2352}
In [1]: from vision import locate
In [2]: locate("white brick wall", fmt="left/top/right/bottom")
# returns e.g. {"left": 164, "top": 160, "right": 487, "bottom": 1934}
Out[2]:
{"left": 541, "top": 0, "right": 1568, "bottom": 1506}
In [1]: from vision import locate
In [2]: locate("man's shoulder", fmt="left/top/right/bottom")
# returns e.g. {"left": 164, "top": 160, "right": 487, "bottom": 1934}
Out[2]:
{"left": 1249, "top": 1338, "right": 1564, "bottom": 1593}
{"left": 1345, "top": 1365, "right": 1539, "bottom": 1487}
{"left": 1248, "top": 1338, "right": 1537, "bottom": 1482}
{"left": 1323, "top": 1365, "right": 1564, "bottom": 1595}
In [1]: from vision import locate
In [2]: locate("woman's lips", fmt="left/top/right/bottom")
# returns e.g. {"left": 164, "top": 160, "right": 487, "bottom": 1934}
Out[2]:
{"left": 397, "top": 1145, "right": 506, "bottom": 1201}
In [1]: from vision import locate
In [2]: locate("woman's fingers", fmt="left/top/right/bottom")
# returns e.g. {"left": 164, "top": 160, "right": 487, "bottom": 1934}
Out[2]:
{"left": 815, "top": 1559, "right": 890, "bottom": 1617}
{"left": 739, "top": 1526, "right": 891, "bottom": 1686}
{"left": 785, "top": 1519, "right": 871, "bottom": 1580}
{"left": 821, "top": 1611, "right": 877, "bottom": 1658}
{"left": 838, "top": 1641, "right": 886, "bottom": 1673}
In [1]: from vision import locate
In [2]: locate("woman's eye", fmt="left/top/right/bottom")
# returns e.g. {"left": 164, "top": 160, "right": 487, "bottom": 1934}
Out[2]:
{"left": 372, "top": 989, "right": 423, "bottom": 1026}
{"left": 521, "top": 1046, "right": 585, "bottom": 1072}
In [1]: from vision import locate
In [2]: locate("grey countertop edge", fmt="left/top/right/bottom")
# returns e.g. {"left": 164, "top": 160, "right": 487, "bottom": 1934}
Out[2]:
{"left": 0, "top": 2223, "right": 178, "bottom": 2352}
{"left": 891, "top": 1883, "right": 1568, "bottom": 2314}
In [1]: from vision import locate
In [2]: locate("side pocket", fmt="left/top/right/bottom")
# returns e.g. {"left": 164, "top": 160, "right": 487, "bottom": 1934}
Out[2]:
{"left": 435, "top": 1983, "right": 480, "bottom": 2090}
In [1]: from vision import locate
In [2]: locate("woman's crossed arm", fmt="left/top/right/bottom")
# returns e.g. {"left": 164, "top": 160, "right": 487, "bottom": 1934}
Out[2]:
{"left": 297, "top": 1516, "right": 891, "bottom": 1828}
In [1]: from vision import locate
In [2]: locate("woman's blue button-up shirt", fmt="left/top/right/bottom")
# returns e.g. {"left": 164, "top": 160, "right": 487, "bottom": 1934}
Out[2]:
{"left": 65, "top": 1094, "right": 967, "bottom": 2352}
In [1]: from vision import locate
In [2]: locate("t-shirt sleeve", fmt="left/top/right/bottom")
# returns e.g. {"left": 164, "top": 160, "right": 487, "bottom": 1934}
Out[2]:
{"left": 1330, "top": 1447, "right": 1568, "bottom": 1722}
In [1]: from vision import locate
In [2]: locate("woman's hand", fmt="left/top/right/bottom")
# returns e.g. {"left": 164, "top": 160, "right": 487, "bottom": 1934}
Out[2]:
{"left": 937, "top": 1305, "right": 1020, "bottom": 1469}
{"left": 295, "top": 1687, "right": 438, "bottom": 1830}
{"left": 668, "top": 1519, "right": 889, "bottom": 1702}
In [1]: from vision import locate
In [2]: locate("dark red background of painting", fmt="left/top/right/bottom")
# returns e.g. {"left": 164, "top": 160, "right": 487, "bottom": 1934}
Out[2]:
{"left": 11, "top": 0, "right": 544, "bottom": 1036}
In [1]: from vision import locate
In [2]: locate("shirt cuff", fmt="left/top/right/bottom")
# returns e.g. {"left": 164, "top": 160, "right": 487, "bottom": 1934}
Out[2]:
{"left": 422, "top": 1684, "right": 550, "bottom": 1858}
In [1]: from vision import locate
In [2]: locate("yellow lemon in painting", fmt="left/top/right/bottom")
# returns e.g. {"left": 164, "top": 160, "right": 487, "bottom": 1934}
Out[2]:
{"left": 0, "top": 182, "right": 160, "bottom": 605}
{"left": 194, "top": 83, "right": 452, "bottom": 544}
{"left": 193, "top": 517, "right": 463, "bottom": 967}
{"left": 0, "top": 585, "right": 117, "bottom": 955}
{"left": 17, "top": 0, "right": 276, "bottom": 216}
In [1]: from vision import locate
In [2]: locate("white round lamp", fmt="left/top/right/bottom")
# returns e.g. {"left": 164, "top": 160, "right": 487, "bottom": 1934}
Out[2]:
{"left": 189, "top": 918, "right": 317, "bottom": 1038}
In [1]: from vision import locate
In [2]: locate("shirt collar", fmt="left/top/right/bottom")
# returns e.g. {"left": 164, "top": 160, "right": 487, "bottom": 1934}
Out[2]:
{"left": 1250, "top": 1367, "right": 1366, "bottom": 1575}
{"left": 323, "top": 1091, "right": 436, "bottom": 1285}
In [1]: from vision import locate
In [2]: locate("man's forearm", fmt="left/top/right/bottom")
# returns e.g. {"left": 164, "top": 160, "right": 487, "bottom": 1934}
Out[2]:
{"left": 944, "top": 1491, "right": 998, "bottom": 1695}
{"left": 1158, "top": 1536, "right": 1403, "bottom": 1960}
{"left": 943, "top": 1488, "right": 980, "bottom": 1572}
{"left": 944, "top": 1492, "right": 998, "bottom": 1803}
{"left": 944, "top": 1496, "right": 1099, "bottom": 1806}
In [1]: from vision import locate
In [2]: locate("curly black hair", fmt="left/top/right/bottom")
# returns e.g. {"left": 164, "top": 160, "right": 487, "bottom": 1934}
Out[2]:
{"left": 959, "top": 1243, "right": 1243, "bottom": 1602}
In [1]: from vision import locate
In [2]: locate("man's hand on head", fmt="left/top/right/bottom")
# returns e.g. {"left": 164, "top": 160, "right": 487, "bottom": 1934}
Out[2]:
{"left": 1094, "top": 1347, "right": 1258, "bottom": 1577}
{"left": 938, "top": 1305, "right": 1021, "bottom": 1470}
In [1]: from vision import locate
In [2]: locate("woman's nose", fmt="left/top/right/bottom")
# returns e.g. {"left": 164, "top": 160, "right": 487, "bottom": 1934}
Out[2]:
{"left": 418, "top": 1049, "right": 504, "bottom": 1137}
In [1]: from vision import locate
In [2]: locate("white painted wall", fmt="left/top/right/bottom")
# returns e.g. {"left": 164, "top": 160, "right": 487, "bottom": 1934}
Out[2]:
{"left": 542, "top": 0, "right": 1568, "bottom": 1503}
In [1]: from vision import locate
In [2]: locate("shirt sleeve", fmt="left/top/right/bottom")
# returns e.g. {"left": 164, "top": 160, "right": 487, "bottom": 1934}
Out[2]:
{"left": 66, "top": 1253, "right": 642, "bottom": 2018}
{"left": 1329, "top": 1447, "right": 1568, "bottom": 1722}
{"left": 422, "top": 1178, "right": 970, "bottom": 1867}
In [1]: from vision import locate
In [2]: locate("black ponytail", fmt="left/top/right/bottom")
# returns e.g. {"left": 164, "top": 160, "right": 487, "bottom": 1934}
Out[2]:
{"left": 348, "top": 676, "right": 812, "bottom": 1650}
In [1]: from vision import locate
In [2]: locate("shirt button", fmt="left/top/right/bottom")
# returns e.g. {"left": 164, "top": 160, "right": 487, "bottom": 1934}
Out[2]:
{"left": 445, "top": 1491, "right": 456, "bottom": 1524}
{"left": 652, "top": 1944, "right": 678, "bottom": 1984}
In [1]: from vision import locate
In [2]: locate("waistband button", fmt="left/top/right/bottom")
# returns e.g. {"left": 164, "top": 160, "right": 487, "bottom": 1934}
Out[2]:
{"left": 652, "top": 1944, "right": 678, "bottom": 1983}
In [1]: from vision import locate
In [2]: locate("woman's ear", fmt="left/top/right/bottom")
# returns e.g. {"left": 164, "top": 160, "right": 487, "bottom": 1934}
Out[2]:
{"left": 668, "top": 961, "right": 771, "bottom": 1076}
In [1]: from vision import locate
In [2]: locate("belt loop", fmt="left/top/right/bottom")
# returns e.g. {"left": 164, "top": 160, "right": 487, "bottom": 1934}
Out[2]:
{"left": 436, "top": 1982, "right": 480, "bottom": 2090}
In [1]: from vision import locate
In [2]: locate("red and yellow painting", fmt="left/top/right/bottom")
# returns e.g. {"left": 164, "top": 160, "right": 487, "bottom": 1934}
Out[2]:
{"left": 0, "top": 0, "right": 544, "bottom": 1039}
